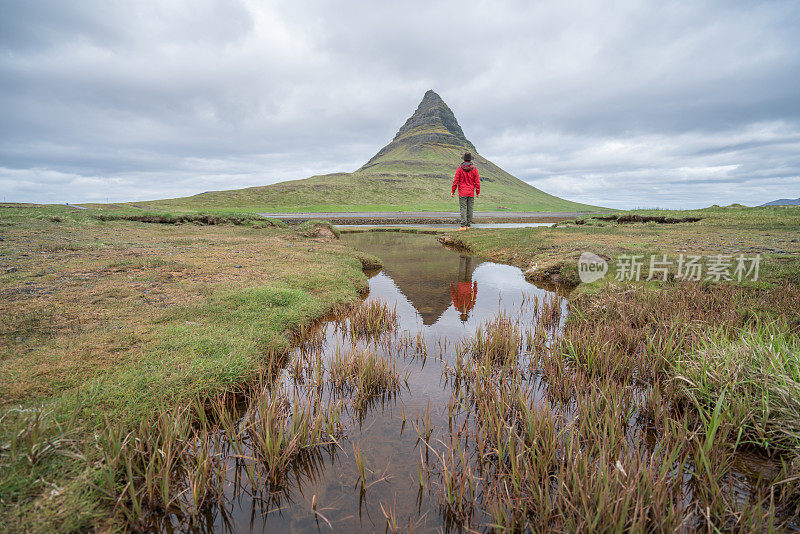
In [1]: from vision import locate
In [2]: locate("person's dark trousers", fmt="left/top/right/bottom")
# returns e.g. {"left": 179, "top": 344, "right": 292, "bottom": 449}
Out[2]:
{"left": 459, "top": 196, "right": 474, "bottom": 227}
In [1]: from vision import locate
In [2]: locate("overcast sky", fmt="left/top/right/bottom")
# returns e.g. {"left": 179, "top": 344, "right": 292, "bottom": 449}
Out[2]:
{"left": 2, "top": 0, "right": 799, "bottom": 208}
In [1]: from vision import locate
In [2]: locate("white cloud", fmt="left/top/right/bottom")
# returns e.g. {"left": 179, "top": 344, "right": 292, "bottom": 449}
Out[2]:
{"left": 482, "top": 121, "right": 800, "bottom": 207}
{"left": 1, "top": 0, "right": 799, "bottom": 208}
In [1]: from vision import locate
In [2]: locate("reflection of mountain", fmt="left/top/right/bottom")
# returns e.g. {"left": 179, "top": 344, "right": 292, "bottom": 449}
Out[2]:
{"left": 344, "top": 232, "right": 479, "bottom": 325}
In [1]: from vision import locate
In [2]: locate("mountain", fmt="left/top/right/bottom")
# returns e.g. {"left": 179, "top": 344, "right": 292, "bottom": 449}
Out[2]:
{"left": 136, "top": 90, "right": 601, "bottom": 212}
{"left": 760, "top": 198, "right": 800, "bottom": 206}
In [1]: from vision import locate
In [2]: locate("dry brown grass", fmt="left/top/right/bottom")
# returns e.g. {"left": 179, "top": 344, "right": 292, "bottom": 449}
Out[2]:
{"left": 0, "top": 213, "right": 367, "bottom": 408}
{"left": 430, "top": 280, "right": 800, "bottom": 531}
{"left": 445, "top": 207, "right": 800, "bottom": 287}
{"left": 0, "top": 206, "right": 376, "bottom": 531}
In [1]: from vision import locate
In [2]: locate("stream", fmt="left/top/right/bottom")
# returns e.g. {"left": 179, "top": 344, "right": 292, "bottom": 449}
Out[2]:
{"left": 145, "top": 231, "right": 791, "bottom": 533}
{"left": 154, "top": 231, "right": 568, "bottom": 532}
{"left": 143, "top": 231, "right": 798, "bottom": 532}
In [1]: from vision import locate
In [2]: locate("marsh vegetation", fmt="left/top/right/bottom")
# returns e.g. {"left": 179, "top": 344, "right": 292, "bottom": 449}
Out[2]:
{"left": 2, "top": 208, "right": 799, "bottom": 532}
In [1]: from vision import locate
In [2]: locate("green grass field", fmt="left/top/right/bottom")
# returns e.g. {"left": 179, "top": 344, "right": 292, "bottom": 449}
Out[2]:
{"left": 107, "top": 169, "right": 600, "bottom": 213}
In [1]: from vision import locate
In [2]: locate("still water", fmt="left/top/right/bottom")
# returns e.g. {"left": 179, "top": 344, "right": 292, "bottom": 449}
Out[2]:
{"left": 151, "top": 232, "right": 784, "bottom": 532}
{"left": 161, "top": 232, "right": 565, "bottom": 532}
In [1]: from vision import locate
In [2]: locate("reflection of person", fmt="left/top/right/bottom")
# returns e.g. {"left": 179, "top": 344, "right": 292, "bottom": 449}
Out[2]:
{"left": 451, "top": 152, "right": 480, "bottom": 231}
{"left": 457, "top": 254, "right": 473, "bottom": 283}
{"left": 451, "top": 255, "right": 478, "bottom": 321}
{"left": 450, "top": 281, "right": 477, "bottom": 322}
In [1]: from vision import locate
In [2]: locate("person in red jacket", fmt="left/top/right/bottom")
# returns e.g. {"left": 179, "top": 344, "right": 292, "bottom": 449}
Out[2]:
{"left": 451, "top": 152, "right": 480, "bottom": 231}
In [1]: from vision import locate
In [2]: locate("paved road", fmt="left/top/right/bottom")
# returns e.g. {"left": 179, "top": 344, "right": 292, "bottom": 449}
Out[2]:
{"left": 258, "top": 211, "right": 599, "bottom": 223}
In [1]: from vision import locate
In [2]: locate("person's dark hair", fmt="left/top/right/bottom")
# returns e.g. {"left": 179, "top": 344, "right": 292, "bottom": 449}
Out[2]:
{"left": 463, "top": 152, "right": 472, "bottom": 162}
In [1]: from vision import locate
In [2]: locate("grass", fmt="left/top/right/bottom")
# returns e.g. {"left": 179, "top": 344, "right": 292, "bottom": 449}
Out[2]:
{"left": 82, "top": 376, "right": 344, "bottom": 530}
{"left": 562, "top": 280, "right": 800, "bottom": 448}
{"left": 90, "top": 210, "right": 286, "bottom": 227}
{"left": 4, "top": 202, "right": 800, "bottom": 531}
{"left": 431, "top": 277, "right": 800, "bottom": 531}
{"left": 344, "top": 299, "right": 398, "bottom": 340}
{"left": 675, "top": 327, "right": 800, "bottom": 451}
{"left": 462, "top": 313, "right": 524, "bottom": 366}
{"left": 428, "top": 205, "right": 800, "bottom": 529}
{"left": 442, "top": 205, "right": 800, "bottom": 287}
{"left": 0, "top": 292, "right": 403, "bottom": 531}
{"left": 0, "top": 204, "right": 374, "bottom": 530}
{"left": 329, "top": 346, "right": 404, "bottom": 409}
{"left": 95, "top": 170, "right": 602, "bottom": 214}
{"left": 296, "top": 219, "right": 340, "bottom": 238}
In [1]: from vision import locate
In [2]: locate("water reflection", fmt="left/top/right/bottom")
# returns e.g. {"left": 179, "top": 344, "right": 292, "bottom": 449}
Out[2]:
{"left": 450, "top": 255, "right": 477, "bottom": 321}
{"left": 153, "top": 231, "right": 789, "bottom": 532}
{"left": 346, "top": 232, "right": 470, "bottom": 324}
{"left": 156, "top": 232, "right": 565, "bottom": 533}
{"left": 344, "top": 232, "right": 491, "bottom": 326}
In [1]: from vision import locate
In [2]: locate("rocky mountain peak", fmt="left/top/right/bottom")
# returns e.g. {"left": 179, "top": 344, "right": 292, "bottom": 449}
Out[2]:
{"left": 358, "top": 91, "right": 477, "bottom": 171}
{"left": 392, "top": 90, "right": 473, "bottom": 148}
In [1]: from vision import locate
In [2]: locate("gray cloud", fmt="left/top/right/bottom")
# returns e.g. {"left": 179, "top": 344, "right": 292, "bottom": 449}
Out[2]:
{"left": 1, "top": 0, "right": 798, "bottom": 208}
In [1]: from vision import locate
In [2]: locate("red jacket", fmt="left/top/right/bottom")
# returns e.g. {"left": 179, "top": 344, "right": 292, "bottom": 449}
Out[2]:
{"left": 452, "top": 162, "right": 480, "bottom": 197}
{"left": 450, "top": 281, "right": 477, "bottom": 313}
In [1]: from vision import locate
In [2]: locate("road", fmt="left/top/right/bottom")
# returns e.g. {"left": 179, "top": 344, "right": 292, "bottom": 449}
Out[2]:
{"left": 258, "top": 211, "right": 600, "bottom": 224}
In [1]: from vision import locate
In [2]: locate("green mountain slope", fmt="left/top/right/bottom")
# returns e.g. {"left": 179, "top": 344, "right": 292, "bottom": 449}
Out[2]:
{"left": 138, "top": 90, "right": 601, "bottom": 212}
